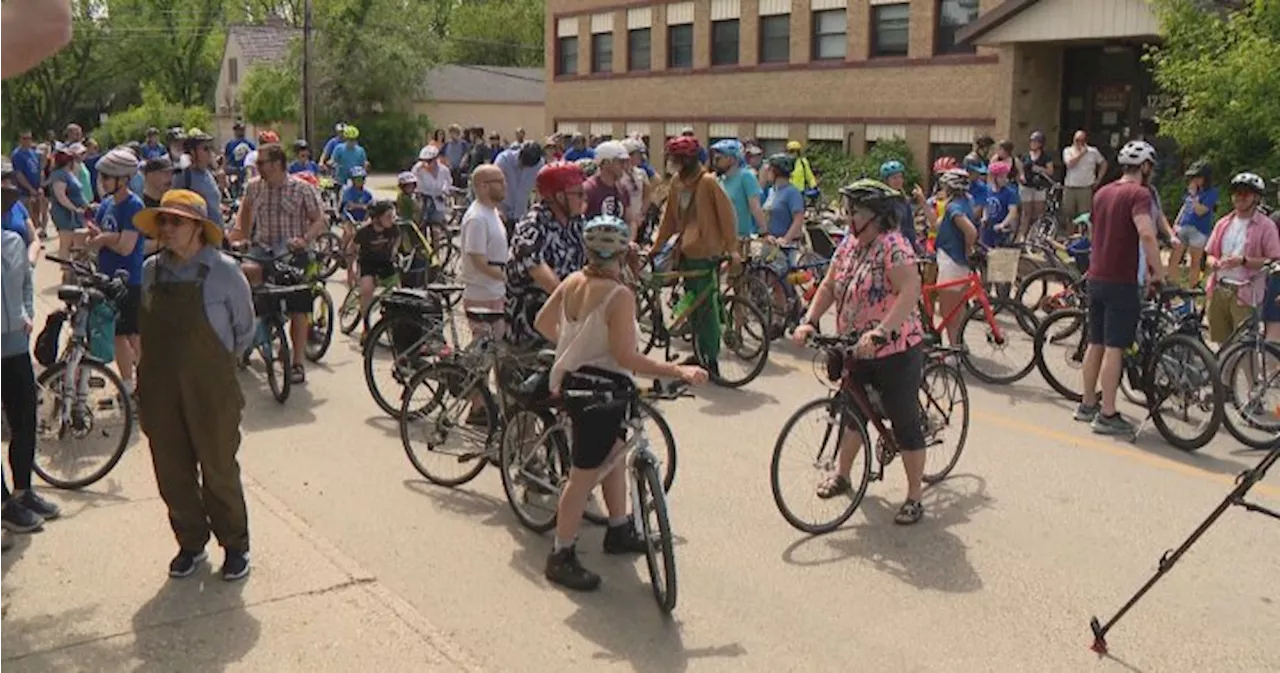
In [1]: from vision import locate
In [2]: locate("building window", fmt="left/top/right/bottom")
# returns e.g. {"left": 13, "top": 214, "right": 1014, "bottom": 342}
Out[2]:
{"left": 228, "top": 57, "right": 239, "bottom": 84}
{"left": 556, "top": 36, "right": 579, "bottom": 75}
{"left": 668, "top": 24, "right": 694, "bottom": 68}
{"left": 936, "top": 0, "right": 979, "bottom": 55}
{"left": 871, "top": 4, "right": 910, "bottom": 58}
{"left": 759, "top": 15, "right": 791, "bottom": 64}
{"left": 628, "top": 28, "right": 651, "bottom": 71}
{"left": 758, "top": 138, "right": 788, "bottom": 156}
{"left": 811, "top": 9, "right": 846, "bottom": 61}
{"left": 928, "top": 143, "right": 970, "bottom": 179}
{"left": 711, "top": 19, "right": 740, "bottom": 66}
{"left": 591, "top": 33, "right": 613, "bottom": 73}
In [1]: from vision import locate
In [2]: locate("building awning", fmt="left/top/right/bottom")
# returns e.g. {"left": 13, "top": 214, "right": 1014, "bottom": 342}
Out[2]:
{"left": 957, "top": 0, "right": 1161, "bottom": 46}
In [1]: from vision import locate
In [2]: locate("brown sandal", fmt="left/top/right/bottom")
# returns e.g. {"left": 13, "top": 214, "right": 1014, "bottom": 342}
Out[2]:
{"left": 816, "top": 474, "right": 852, "bottom": 499}
{"left": 894, "top": 499, "right": 924, "bottom": 525}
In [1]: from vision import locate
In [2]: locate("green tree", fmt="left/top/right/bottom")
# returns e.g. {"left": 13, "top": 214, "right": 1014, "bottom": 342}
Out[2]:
{"left": 97, "top": 84, "right": 213, "bottom": 147}
{"left": 1149, "top": 0, "right": 1280, "bottom": 179}
{"left": 447, "top": 0, "right": 544, "bottom": 67}
{"left": 240, "top": 63, "right": 300, "bottom": 125}
{"left": 808, "top": 139, "right": 924, "bottom": 203}
{"left": 110, "top": 0, "right": 227, "bottom": 107}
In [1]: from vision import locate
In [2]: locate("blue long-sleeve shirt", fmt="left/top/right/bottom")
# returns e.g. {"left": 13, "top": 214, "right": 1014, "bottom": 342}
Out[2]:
{"left": 1, "top": 229, "right": 34, "bottom": 357}
{"left": 495, "top": 149, "right": 543, "bottom": 222}
{"left": 142, "top": 246, "right": 255, "bottom": 354}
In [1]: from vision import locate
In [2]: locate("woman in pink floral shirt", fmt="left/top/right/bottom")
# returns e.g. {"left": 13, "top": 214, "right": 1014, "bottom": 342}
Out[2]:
{"left": 793, "top": 179, "right": 928, "bottom": 525}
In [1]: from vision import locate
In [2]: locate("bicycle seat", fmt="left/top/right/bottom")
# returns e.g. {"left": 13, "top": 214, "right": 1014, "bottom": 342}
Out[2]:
{"left": 57, "top": 285, "right": 86, "bottom": 303}
{"left": 425, "top": 283, "right": 465, "bottom": 296}
{"left": 536, "top": 348, "right": 557, "bottom": 366}
{"left": 464, "top": 307, "right": 505, "bottom": 324}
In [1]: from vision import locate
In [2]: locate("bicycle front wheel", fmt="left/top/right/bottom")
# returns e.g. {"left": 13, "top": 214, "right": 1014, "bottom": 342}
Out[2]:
{"left": 363, "top": 315, "right": 433, "bottom": 417}
{"left": 700, "top": 295, "right": 770, "bottom": 388}
{"left": 499, "top": 409, "right": 567, "bottom": 533}
{"left": 1219, "top": 341, "right": 1280, "bottom": 449}
{"left": 34, "top": 360, "right": 134, "bottom": 490}
{"left": 769, "top": 396, "right": 871, "bottom": 535}
{"left": 920, "top": 360, "right": 969, "bottom": 483}
{"left": 1145, "top": 333, "right": 1224, "bottom": 452}
{"left": 1016, "top": 267, "right": 1081, "bottom": 326}
{"left": 959, "top": 298, "right": 1038, "bottom": 385}
{"left": 1033, "top": 308, "right": 1088, "bottom": 402}
{"left": 339, "top": 286, "right": 362, "bottom": 335}
{"left": 636, "top": 459, "right": 677, "bottom": 613}
{"left": 305, "top": 288, "right": 335, "bottom": 362}
{"left": 636, "top": 399, "right": 677, "bottom": 493}
{"left": 262, "top": 319, "right": 291, "bottom": 404}
{"left": 400, "top": 363, "right": 496, "bottom": 487}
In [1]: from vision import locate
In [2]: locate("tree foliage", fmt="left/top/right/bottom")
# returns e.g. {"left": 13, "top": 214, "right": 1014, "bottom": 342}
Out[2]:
{"left": 240, "top": 63, "right": 300, "bottom": 125}
{"left": 808, "top": 139, "right": 925, "bottom": 203}
{"left": 447, "top": 0, "right": 545, "bottom": 67}
{"left": 1149, "top": 0, "right": 1280, "bottom": 179}
{"left": 96, "top": 84, "right": 214, "bottom": 148}
{"left": 109, "top": 0, "right": 227, "bottom": 107}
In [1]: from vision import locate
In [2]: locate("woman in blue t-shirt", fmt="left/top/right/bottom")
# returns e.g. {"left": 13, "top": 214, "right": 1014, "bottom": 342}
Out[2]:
{"left": 48, "top": 147, "right": 88, "bottom": 267}
{"left": 1169, "top": 161, "right": 1218, "bottom": 288}
{"left": 980, "top": 161, "right": 1021, "bottom": 249}
{"left": 933, "top": 170, "right": 978, "bottom": 344}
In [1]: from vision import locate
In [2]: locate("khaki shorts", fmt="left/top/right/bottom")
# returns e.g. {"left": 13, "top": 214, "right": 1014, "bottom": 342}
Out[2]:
{"left": 463, "top": 296, "right": 506, "bottom": 342}
{"left": 1019, "top": 186, "right": 1046, "bottom": 203}
{"left": 1207, "top": 284, "right": 1253, "bottom": 344}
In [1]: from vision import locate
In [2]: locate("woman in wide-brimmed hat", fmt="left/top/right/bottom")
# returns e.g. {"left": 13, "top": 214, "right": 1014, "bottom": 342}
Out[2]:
{"left": 134, "top": 189, "right": 256, "bottom": 581}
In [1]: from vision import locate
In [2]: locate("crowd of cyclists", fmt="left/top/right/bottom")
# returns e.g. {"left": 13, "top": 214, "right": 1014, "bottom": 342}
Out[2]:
{"left": 3, "top": 117, "right": 1278, "bottom": 593}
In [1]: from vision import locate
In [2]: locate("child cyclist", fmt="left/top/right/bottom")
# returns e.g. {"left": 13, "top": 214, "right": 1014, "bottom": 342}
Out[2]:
{"left": 395, "top": 171, "right": 423, "bottom": 222}
{"left": 352, "top": 200, "right": 401, "bottom": 341}
{"left": 339, "top": 166, "right": 375, "bottom": 285}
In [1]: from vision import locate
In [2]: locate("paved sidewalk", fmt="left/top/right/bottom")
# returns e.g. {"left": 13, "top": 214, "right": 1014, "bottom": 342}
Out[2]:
{"left": 1, "top": 445, "right": 485, "bottom": 673}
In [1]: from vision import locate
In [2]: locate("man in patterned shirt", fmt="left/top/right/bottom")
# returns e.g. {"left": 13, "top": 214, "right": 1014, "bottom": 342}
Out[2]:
{"left": 230, "top": 144, "right": 327, "bottom": 384}
{"left": 505, "top": 162, "right": 588, "bottom": 346}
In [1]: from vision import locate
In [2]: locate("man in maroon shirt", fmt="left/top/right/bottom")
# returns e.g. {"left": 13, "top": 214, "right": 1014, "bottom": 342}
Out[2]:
{"left": 1077, "top": 140, "right": 1166, "bottom": 436}
{"left": 582, "top": 140, "right": 632, "bottom": 226}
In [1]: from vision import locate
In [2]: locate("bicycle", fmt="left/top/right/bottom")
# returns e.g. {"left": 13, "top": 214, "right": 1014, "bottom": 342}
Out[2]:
{"left": 737, "top": 237, "right": 831, "bottom": 340}
{"left": 1217, "top": 261, "right": 1280, "bottom": 449}
{"left": 1032, "top": 286, "right": 1224, "bottom": 451}
{"left": 229, "top": 250, "right": 312, "bottom": 403}
{"left": 364, "top": 284, "right": 463, "bottom": 417}
{"left": 32, "top": 256, "right": 135, "bottom": 490}
{"left": 633, "top": 252, "right": 770, "bottom": 387}
{"left": 498, "top": 376, "right": 690, "bottom": 613}
{"left": 917, "top": 252, "right": 1039, "bottom": 385}
{"left": 770, "top": 333, "right": 969, "bottom": 535}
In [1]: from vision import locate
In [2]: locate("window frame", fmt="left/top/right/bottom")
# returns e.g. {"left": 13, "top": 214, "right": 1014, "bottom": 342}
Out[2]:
{"left": 811, "top": 9, "right": 847, "bottom": 62}
{"left": 758, "top": 14, "right": 791, "bottom": 65}
{"left": 870, "top": 3, "right": 910, "bottom": 58}
{"left": 758, "top": 138, "right": 788, "bottom": 157}
{"left": 628, "top": 27, "right": 651, "bottom": 71}
{"left": 935, "top": 0, "right": 980, "bottom": 56}
{"left": 556, "top": 36, "right": 579, "bottom": 76}
{"left": 710, "top": 18, "right": 740, "bottom": 67}
{"left": 590, "top": 32, "right": 613, "bottom": 73}
{"left": 667, "top": 23, "right": 694, "bottom": 69}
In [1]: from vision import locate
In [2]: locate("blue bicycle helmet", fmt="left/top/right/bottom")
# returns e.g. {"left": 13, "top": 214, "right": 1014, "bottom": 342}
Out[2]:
{"left": 879, "top": 160, "right": 905, "bottom": 180}
{"left": 583, "top": 215, "right": 631, "bottom": 260}
{"left": 710, "top": 139, "right": 745, "bottom": 164}
{"left": 349, "top": 166, "right": 367, "bottom": 179}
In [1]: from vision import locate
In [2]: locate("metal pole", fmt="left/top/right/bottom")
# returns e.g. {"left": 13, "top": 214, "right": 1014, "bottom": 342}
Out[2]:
{"left": 302, "top": 0, "right": 313, "bottom": 147}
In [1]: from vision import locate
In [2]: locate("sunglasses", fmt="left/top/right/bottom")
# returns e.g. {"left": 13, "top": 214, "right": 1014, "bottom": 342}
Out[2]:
{"left": 156, "top": 214, "right": 196, "bottom": 228}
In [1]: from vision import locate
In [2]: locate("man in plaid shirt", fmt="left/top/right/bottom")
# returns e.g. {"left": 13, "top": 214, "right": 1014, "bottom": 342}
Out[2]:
{"left": 230, "top": 143, "right": 327, "bottom": 384}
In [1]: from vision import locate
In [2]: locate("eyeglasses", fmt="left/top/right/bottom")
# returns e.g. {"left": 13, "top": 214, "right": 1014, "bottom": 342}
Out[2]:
{"left": 156, "top": 214, "right": 194, "bottom": 228}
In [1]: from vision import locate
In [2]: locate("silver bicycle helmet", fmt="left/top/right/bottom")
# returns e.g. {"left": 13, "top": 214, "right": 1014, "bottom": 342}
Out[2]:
{"left": 1229, "top": 172, "right": 1266, "bottom": 195}
{"left": 96, "top": 147, "right": 140, "bottom": 178}
{"left": 938, "top": 168, "right": 970, "bottom": 192}
{"left": 583, "top": 215, "right": 630, "bottom": 260}
{"left": 1117, "top": 140, "right": 1157, "bottom": 167}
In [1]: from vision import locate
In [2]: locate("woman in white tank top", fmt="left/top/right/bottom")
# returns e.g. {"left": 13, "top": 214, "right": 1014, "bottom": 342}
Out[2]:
{"left": 531, "top": 214, "right": 706, "bottom": 593}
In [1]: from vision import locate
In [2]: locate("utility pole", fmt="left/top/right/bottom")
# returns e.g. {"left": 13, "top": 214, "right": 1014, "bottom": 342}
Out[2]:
{"left": 302, "top": 0, "right": 313, "bottom": 147}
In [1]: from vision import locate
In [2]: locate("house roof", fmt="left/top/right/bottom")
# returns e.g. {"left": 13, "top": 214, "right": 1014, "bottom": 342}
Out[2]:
{"left": 227, "top": 22, "right": 300, "bottom": 66}
{"left": 422, "top": 65, "right": 545, "bottom": 104}
{"left": 956, "top": 0, "right": 1241, "bottom": 45}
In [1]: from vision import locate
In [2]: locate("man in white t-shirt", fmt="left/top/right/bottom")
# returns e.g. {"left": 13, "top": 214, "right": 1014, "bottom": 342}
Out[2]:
{"left": 1061, "top": 130, "right": 1108, "bottom": 233}
{"left": 459, "top": 164, "right": 508, "bottom": 339}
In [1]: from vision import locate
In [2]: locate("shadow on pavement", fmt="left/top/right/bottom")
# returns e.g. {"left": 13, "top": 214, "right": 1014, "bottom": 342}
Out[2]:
{"left": 0, "top": 604, "right": 120, "bottom": 671}
{"left": 130, "top": 575, "right": 260, "bottom": 672}
{"left": 238, "top": 380, "right": 324, "bottom": 432}
{"left": 694, "top": 385, "right": 777, "bottom": 416}
{"left": 1, "top": 530, "right": 35, "bottom": 580}
{"left": 970, "top": 377, "right": 1076, "bottom": 414}
{"left": 779, "top": 474, "right": 992, "bottom": 594}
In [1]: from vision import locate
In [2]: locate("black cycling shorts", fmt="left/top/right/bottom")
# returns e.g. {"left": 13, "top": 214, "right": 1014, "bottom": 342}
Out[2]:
{"left": 846, "top": 345, "right": 926, "bottom": 451}
{"left": 359, "top": 258, "right": 397, "bottom": 282}
{"left": 1086, "top": 279, "right": 1140, "bottom": 349}
{"left": 115, "top": 285, "right": 142, "bottom": 336}
{"left": 562, "top": 367, "right": 633, "bottom": 470}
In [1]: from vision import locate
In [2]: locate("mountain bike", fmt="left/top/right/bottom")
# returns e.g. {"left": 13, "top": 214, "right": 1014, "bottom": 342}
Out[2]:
{"left": 364, "top": 284, "right": 462, "bottom": 417}
{"left": 229, "top": 250, "right": 312, "bottom": 403}
{"left": 770, "top": 333, "right": 969, "bottom": 535}
{"left": 1217, "top": 262, "right": 1280, "bottom": 448}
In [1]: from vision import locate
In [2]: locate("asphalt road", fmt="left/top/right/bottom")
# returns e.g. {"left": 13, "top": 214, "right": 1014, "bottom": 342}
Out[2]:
{"left": 7, "top": 236, "right": 1279, "bottom": 673}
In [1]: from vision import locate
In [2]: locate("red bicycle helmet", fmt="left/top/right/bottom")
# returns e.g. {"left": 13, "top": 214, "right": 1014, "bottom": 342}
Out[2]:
{"left": 535, "top": 161, "right": 587, "bottom": 199}
{"left": 665, "top": 135, "right": 701, "bottom": 159}
{"left": 932, "top": 156, "right": 959, "bottom": 174}
{"left": 293, "top": 171, "right": 319, "bottom": 187}
{"left": 258, "top": 130, "right": 280, "bottom": 144}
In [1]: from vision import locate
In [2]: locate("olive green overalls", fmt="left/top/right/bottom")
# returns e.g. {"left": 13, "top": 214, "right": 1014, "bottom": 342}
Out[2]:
{"left": 138, "top": 261, "right": 249, "bottom": 553}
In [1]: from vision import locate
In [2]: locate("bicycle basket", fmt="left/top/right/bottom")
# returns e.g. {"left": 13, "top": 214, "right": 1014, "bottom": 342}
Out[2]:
{"left": 87, "top": 302, "right": 117, "bottom": 363}
{"left": 34, "top": 310, "right": 67, "bottom": 367}
{"left": 985, "top": 248, "right": 1021, "bottom": 285}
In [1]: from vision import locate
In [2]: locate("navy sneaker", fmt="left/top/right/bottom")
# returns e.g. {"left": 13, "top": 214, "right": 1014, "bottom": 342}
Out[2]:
{"left": 20, "top": 490, "right": 61, "bottom": 521}
{"left": 221, "top": 549, "right": 250, "bottom": 581}
{"left": 168, "top": 549, "right": 209, "bottom": 578}
{"left": 1, "top": 499, "right": 44, "bottom": 533}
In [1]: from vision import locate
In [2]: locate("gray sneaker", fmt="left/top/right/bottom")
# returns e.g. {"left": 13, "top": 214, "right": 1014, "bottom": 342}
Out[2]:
{"left": 1073, "top": 403, "right": 1100, "bottom": 422}
{"left": 1091, "top": 412, "right": 1135, "bottom": 436}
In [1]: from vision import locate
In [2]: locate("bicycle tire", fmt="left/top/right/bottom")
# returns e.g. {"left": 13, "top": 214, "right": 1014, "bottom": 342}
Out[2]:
{"left": 636, "top": 398, "right": 678, "bottom": 494}
{"left": 314, "top": 232, "right": 342, "bottom": 280}
{"left": 637, "top": 459, "right": 678, "bottom": 613}
{"left": 1033, "top": 308, "right": 1088, "bottom": 402}
{"left": 958, "top": 298, "right": 1038, "bottom": 385}
{"left": 698, "top": 295, "right": 770, "bottom": 388}
{"left": 743, "top": 266, "right": 788, "bottom": 340}
{"left": 1219, "top": 340, "right": 1280, "bottom": 449}
{"left": 1016, "top": 267, "right": 1081, "bottom": 327}
{"left": 363, "top": 315, "right": 431, "bottom": 417}
{"left": 1145, "top": 333, "right": 1224, "bottom": 452}
{"left": 920, "top": 361, "right": 969, "bottom": 483}
{"left": 499, "top": 408, "right": 566, "bottom": 533}
{"left": 636, "top": 286, "right": 664, "bottom": 355}
{"left": 769, "top": 396, "right": 872, "bottom": 535}
{"left": 33, "top": 360, "right": 134, "bottom": 490}
{"left": 264, "top": 319, "right": 291, "bottom": 404}
{"left": 400, "top": 363, "right": 496, "bottom": 487}
{"left": 362, "top": 294, "right": 386, "bottom": 336}
{"left": 339, "top": 286, "right": 362, "bottom": 335}
{"left": 305, "top": 288, "right": 335, "bottom": 362}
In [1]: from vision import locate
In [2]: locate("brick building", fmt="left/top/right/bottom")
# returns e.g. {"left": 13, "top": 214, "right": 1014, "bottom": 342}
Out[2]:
{"left": 545, "top": 0, "right": 1169, "bottom": 170}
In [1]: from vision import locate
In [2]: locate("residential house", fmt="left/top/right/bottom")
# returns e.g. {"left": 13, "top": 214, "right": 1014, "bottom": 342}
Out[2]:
{"left": 414, "top": 64, "right": 546, "bottom": 144}
{"left": 213, "top": 21, "right": 301, "bottom": 143}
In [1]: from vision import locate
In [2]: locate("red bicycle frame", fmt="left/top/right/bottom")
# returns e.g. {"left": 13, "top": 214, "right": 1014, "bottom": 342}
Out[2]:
{"left": 919, "top": 270, "right": 1007, "bottom": 344}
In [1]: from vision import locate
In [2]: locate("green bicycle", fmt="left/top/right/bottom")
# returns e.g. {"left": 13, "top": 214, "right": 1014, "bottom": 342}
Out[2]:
{"left": 339, "top": 219, "right": 456, "bottom": 339}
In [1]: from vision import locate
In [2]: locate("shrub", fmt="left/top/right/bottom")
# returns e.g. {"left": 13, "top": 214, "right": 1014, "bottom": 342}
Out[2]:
{"left": 807, "top": 138, "right": 924, "bottom": 204}
{"left": 344, "top": 112, "right": 432, "bottom": 172}
{"left": 96, "top": 84, "right": 212, "bottom": 149}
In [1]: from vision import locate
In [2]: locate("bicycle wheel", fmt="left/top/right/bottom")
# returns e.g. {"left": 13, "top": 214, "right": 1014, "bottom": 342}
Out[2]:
{"left": 769, "top": 396, "right": 872, "bottom": 535}
{"left": 305, "top": 288, "right": 335, "bottom": 362}
{"left": 33, "top": 360, "right": 134, "bottom": 490}
{"left": 1016, "top": 267, "right": 1081, "bottom": 326}
{"left": 1219, "top": 341, "right": 1280, "bottom": 449}
{"left": 339, "top": 286, "right": 362, "bottom": 335}
{"left": 742, "top": 266, "right": 788, "bottom": 340}
{"left": 499, "top": 409, "right": 568, "bottom": 533}
{"left": 262, "top": 319, "right": 291, "bottom": 403}
{"left": 400, "top": 363, "right": 497, "bottom": 487}
{"left": 635, "top": 286, "right": 664, "bottom": 355}
{"left": 363, "top": 315, "right": 433, "bottom": 417}
{"left": 312, "top": 232, "right": 342, "bottom": 280}
{"left": 1033, "top": 308, "right": 1088, "bottom": 402}
{"left": 636, "top": 459, "right": 677, "bottom": 613}
{"left": 636, "top": 399, "right": 677, "bottom": 493}
{"left": 1145, "top": 333, "right": 1224, "bottom": 452}
{"left": 919, "top": 361, "right": 969, "bottom": 483}
{"left": 698, "top": 295, "right": 770, "bottom": 388}
{"left": 362, "top": 294, "right": 386, "bottom": 337}
{"left": 958, "top": 298, "right": 1038, "bottom": 385}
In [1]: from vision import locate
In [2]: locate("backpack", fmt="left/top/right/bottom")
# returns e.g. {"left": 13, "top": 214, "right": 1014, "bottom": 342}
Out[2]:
{"left": 34, "top": 310, "right": 66, "bottom": 367}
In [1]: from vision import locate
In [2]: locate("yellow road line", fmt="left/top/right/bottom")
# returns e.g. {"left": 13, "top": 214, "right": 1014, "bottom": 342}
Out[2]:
{"left": 973, "top": 410, "right": 1280, "bottom": 499}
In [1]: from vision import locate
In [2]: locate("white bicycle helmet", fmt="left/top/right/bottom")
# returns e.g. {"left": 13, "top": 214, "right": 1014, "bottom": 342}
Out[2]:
{"left": 1229, "top": 172, "right": 1266, "bottom": 195}
{"left": 621, "top": 138, "right": 646, "bottom": 155}
{"left": 1117, "top": 140, "right": 1157, "bottom": 167}
{"left": 938, "top": 168, "right": 970, "bottom": 192}
{"left": 396, "top": 171, "right": 417, "bottom": 186}
{"left": 583, "top": 215, "right": 630, "bottom": 260}
{"left": 96, "top": 147, "right": 140, "bottom": 178}
{"left": 594, "top": 140, "right": 628, "bottom": 162}
{"left": 233, "top": 143, "right": 251, "bottom": 162}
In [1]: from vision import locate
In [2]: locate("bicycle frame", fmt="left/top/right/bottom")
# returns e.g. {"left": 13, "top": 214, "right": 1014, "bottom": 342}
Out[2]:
{"left": 919, "top": 271, "right": 1004, "bottom": 342}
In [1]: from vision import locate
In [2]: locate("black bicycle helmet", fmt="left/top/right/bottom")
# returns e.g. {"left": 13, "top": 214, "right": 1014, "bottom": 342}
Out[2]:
{"left": 1184, "top": 159, "right": 1212, "bottom": 180}
{"left": 518, "top": 141, "right": 544, "bottom": 167}
{"left": 293, "top": 138, "right": 309, "bottom": 151}
{"left": 766, "top": 153, "right": 796, "bottom": 177}
{"left": 368, "top": 199, "right": 396, "bottom": 219}
{"left": 839, "top": 178, "right": 903, "bottom": 213}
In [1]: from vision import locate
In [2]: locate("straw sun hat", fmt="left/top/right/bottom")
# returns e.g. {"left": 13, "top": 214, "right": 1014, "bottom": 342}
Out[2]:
{"left": 133, "top": 189, "right": 223, "bottom": 247}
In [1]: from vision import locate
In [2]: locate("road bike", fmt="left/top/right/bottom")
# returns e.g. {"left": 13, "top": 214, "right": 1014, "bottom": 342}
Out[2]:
{"left": 770, "top": 333, "right": 969, "bottom": 535}
{"left": 363, "top": 284, "right": 463, "bottom": 417}
{"left": 1217, "top": 262, "right": 1280, "bottom": 449}
{"left": 498, "top": 376, "right": 689, "bottom": 613}
{"left": 31, "top": 256, "right": 134, "bottom": 490}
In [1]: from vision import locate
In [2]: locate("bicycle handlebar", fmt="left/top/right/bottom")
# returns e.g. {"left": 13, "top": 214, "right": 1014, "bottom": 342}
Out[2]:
{"left": 46, "top": 255, "right": 130, "bottom": 301}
